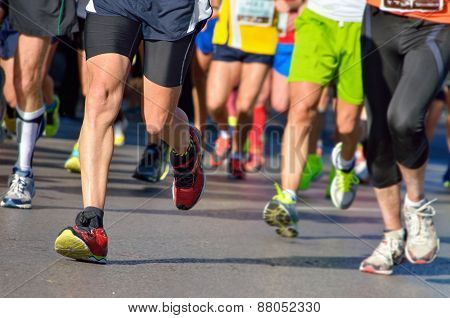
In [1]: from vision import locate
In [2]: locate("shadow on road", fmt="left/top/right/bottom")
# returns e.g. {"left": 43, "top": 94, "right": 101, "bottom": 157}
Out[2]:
{"left": 106, "top": 256, "right": 450, "bottom": 276}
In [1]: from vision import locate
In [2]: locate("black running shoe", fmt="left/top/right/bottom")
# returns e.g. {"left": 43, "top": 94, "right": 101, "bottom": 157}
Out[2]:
{"left": 133, "top": 142, "right": 170, "bottom": 183}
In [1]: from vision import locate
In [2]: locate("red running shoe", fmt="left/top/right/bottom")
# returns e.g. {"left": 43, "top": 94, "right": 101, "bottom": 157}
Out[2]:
{"left": 228, "top": 157, "right": 246, "bottom": 179}
{"left": 210, "top": 135, "right": 231, "bottom": 167}
{"left": 54, "top": 225, "right": 108, "bottom": 263}
{"left": 172, "top": 126, "right": 206, "bottom": 210}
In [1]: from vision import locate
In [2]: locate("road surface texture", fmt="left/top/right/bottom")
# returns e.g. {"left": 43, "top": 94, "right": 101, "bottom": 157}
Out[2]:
{"left": 1, "top": 117, "right": 449, "bottom": 297}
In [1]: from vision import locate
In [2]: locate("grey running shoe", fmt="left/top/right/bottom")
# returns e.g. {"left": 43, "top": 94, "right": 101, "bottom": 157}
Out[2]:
{"left": 360, "top": 229, "right": 405, "bottom": 275}
{"left": 330, "top": 142, "right": 359, "bottom": 209}
{"left": 403, "top": 199, "right": 439, "bottom": 264}
{"left": 1, "top": 168, "right": 36, "bottom": 209}
{"left": 263, "top": 183, "right": 299, "bottom": 238}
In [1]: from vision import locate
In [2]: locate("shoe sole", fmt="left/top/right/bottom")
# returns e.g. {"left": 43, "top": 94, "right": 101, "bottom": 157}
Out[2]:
{"left": 1, "top": 200, "right": 31, "bottom": 209}
{"left": 359, "top": 264, "right": 393, "bottom": 275}
{"left": 54, "top": 229, "right": 106, "bottom": 264}
{"left": 405, "top": 240, "right": 439, "bottom": 265}
{"left": 263, "top": 201, "right": 298, "bottom": 238}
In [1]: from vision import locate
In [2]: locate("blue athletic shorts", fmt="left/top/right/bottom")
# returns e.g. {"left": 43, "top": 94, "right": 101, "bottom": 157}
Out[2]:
{"left": 0, "top": 17, "right": 19, "bottom": 59}
{"left": 195, "top": 18, "right": 217, "bottom": 55}
{"left": 273, "top": 43, "right": 294, "bottom": 77}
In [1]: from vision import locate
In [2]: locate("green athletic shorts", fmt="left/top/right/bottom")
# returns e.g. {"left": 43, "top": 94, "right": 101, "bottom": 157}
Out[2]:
{"left": 289, "top": 8, "right": 364, "bottom": 106}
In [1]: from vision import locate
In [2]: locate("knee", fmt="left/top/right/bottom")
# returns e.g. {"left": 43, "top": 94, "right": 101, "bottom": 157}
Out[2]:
{"left": 85, "top": 82, "right": 121, "bottom": 126}
{"left": 271, "top": 98, "right": 288, "bottom": 114}
{"left": 287, "top": 101, "right": 317, "bottom": 127}
{"left": 336, "top": 110, "right": 359, "bottom": 136}
{"left": 13, "top": 69, "right": 40, "bottom": 97}
{"left": 145, "top": 116, "right": 167, "bottom": 136}
{"left": 236, "top": 94, "right": 255, "bottom": 115}
{"left": 387, "top": 108, "right": 417, "bottom": 138}
{"left": 207, "top": 96, "right": 224, "bottom": 117}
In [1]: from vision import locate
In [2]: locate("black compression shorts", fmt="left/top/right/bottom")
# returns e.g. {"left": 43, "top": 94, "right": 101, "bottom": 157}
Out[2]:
{"left": 85, "top": 13, "right": 204, "bottom": 88}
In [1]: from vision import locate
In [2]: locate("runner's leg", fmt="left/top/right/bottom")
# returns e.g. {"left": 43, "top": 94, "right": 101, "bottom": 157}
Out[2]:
{"left": 80, "top": 54, "right": 131, "bottom": 208}
{"left": 192, "top": 50, "right": 212, "bottom": 133}
{"left": 233, "top": 62, "right": 270, "bottom": 155}
{"left": 281, "top": 82, "right": 323, "bottom": 191}
{"left": 207, "top": 60, "right": 241, "bottom": 132}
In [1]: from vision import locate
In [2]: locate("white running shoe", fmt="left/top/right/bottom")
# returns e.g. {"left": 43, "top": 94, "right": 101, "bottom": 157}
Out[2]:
{"left": 1, "top": 169, "right": 36, "bottom": 209}
{"left": 403, "top": 199, "right": 439, "bottom": 264}
{"left": 360, "top": 229, "right": 405, "bottom": 275}
{"left": 330, "top": 142, "right": 359, "bottom": 209}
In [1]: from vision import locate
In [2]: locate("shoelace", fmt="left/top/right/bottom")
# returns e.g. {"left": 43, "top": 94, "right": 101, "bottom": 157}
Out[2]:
{"left": 406, "top": 199, "right": 437, "bottom": 242}
{"left": 10, "top": 175, "right": 28, "bottom": 197}
{"left": 336, "top": 170, "right": 359, "bottom": 192}
{"left": 174, "top": 172, "right": 194, "bottom": 188}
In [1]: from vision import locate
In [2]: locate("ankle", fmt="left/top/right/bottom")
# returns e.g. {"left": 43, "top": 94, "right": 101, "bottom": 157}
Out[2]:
{"left": 283, "top": 189, "right": 297, "bottom": 202}
{"left": 336, "top": 154, "right": 355, "bottom": 171}
{"left": 384, "top": 228, "right": 405, "bottom": 239}
{"left": 404, "top": 195, "right": 426, "bottom": 208}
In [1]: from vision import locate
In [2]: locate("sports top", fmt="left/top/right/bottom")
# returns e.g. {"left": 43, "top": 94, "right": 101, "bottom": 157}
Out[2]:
{"left": 367, "top": 0, "right": 450, "bottom": 23}
{"left": 212, "top": 0, "right": 279, "bottom": 55}
{"left": 307, "top": 0, "right": 366, "bottom": 22}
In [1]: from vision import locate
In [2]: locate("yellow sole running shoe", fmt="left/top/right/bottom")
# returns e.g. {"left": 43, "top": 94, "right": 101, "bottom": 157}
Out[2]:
{"left": 55, "top": 227, "right": 107, "bottom": 264}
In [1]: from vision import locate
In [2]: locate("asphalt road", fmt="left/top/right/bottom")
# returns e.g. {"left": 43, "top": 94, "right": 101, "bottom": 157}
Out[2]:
{"left": 0, "top": 118, "right": 449, "bottom": 297}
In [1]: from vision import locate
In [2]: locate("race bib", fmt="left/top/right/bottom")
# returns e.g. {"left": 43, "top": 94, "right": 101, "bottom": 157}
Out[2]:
{"left": 236, "top": 0, "right": 275, "bottom": 27}
{"left": 381, "top": 0, "right": 444, "bottom": 13}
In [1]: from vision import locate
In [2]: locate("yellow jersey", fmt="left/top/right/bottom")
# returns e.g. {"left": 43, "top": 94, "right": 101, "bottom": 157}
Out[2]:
{"left": 212, "top": 0, "right": 279, "bottom": 55}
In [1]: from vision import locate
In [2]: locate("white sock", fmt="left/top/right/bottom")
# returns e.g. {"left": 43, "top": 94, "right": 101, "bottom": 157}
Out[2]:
{"left": 404, "top": 195, "right": 427, "bottom": 208}
{"left": 336, "top": 154, "right": 355, "bottom": 171}
{"left": 220, "top": 130, "right": 231, "bottom": 139}
{"left": 283, "top": 189, "right": 297, "bottom": 202}
{"left": 15, "top": 106, "right": 45, "bottom": 172}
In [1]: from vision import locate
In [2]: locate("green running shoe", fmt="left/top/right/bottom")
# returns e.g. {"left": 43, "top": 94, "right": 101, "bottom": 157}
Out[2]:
{"left": 330, "top": 142, "right": 359, "bottom": 209}
{"left": 44, "top": 95, "right": 60, "bottom": 137}
{"left": 263, "top": 183, "right": 298, "bottom": 238}
{"left": 64, "top": 142, "right": 81, "bottom": 173}
{"left": 298, "top": 154, "right": 323, "bottom": 191}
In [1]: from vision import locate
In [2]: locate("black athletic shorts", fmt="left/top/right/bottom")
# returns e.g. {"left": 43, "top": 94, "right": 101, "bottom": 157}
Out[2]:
{"left": 213, "top": 45, "right": 274, "bottom": 65}
{"left": 85, "top": 13, "right": 206, "bottom": 88}
{"left": 73, "top": 17, "right": 85, "bottom": 50}
{"left": 87, "top": 0, "right": 212, "bottom": 41}
{"left": 8, "top": 0, "right": 78, "bottom": 37}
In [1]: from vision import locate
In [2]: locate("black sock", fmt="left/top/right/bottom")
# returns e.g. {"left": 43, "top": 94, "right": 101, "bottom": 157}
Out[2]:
{"left": 6, "top": 104, "right": 16, "bottom": 117}
{"left": 75, "top": 206, "right": 104, "bottom": 230}
{"left": 170, "top": 139, "right": 196, "bottom": 173}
